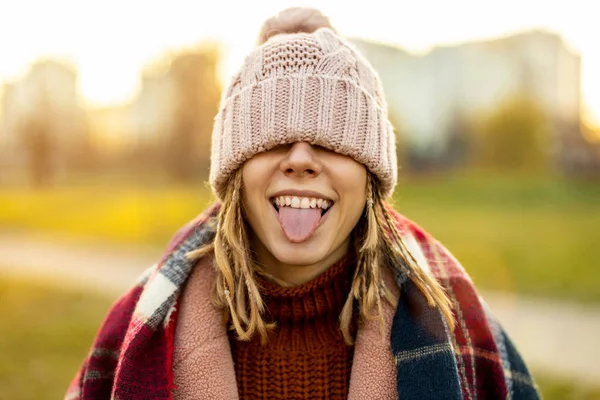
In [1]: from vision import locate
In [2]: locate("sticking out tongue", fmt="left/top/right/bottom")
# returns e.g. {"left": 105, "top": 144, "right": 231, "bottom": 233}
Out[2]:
{"left": 277, "top": 206, "right": 323, "bottom": 243}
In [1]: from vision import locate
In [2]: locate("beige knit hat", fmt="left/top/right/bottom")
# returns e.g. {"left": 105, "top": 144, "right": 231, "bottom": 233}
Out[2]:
{"left": 210, "top": 8, "right": 397, "bottom": 199}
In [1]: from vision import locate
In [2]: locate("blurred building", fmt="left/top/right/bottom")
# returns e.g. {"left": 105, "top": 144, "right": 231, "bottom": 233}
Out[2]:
{"left": 96, "top": 48, "right": 219, "bottom": 150}
{"left": 84, "top": 47, "right": 221, "bottom": 180}
{"left": 85, "top": 64, "right": 176, "bottom": 155}
{"left": 351, "top": 30, "right": 586, "bottom": 170}
{"left": 131, "top": 71, "right": 177, "bottom": 146}
{"left": 0, "top": 60, "right": 88, "bottom": 183}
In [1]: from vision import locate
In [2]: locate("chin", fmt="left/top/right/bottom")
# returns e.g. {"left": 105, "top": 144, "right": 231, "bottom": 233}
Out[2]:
{"left": 269, "top": 238, "right": 330, "bottom": 266}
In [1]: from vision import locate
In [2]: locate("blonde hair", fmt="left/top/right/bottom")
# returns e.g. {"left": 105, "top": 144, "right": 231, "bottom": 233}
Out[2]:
{"left": 188, "top": 170, "right": 454, "bottom": 345}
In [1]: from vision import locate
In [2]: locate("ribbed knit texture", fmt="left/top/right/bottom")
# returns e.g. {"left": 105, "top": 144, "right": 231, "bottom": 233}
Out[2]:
{"left": 210, "top": 27, "right": 397, "bottom": 200}
{"left": 229, "top": 254, "right": 357, "bottom": 399}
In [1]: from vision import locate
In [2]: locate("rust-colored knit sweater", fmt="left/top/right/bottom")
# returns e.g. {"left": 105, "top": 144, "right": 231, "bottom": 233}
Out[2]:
{"left": 229, "top": 255, "right": 357, "bottom": 399}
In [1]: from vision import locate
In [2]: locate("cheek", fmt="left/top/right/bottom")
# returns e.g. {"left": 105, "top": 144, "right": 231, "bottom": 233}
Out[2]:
{"left": 241, "top": 160, "right": 262, "bottom": 191}
{"left": 241, "top": 152, "right": 281, "bottom": 191}
{"left": 241, "top": 157, "right": 272, "bottom": 201}
{"left": 241, "top": 157, "right": 278, "bottom": 234}
{"left": 337, "top": 163, "right": 368, "bottom": 202}
{"left": 330, "top": 162, "right": 368, "bottom": 228}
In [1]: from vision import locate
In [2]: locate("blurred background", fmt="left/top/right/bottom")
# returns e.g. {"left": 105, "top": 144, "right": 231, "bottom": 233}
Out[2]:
{"left": 0, "top": 0, "right": 599, "bottom": 399}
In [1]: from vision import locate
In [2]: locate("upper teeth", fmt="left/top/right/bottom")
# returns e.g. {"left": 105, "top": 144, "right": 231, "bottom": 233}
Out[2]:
{"left": 274, "top": 196, "right": 331, "bottom": 210}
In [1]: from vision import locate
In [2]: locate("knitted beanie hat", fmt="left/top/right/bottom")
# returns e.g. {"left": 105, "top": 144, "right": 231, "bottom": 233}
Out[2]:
{"left": 210, "top": 8, "right": 397, "bottom": 199}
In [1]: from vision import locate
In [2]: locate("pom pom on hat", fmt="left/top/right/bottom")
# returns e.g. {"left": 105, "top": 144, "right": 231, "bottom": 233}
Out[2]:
{"left": 257, "top": 7, "right": 336, "bottom": 45}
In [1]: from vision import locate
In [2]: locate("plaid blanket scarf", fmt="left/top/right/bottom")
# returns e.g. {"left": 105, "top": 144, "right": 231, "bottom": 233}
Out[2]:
{"left": 66, "top": 203, "right": 540, "bottom": 399}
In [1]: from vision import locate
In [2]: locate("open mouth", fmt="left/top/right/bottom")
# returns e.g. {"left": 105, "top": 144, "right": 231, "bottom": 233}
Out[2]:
{"left": 270, "top": 195, "right": 333, "bottom": 216}
{"left": 270, "top": 195, "right": 334, "bottom": 243}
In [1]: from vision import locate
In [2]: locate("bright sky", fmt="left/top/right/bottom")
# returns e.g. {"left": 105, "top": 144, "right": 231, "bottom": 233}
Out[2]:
{"left": 1, "top": 0, "right": 598, "bottom": 124}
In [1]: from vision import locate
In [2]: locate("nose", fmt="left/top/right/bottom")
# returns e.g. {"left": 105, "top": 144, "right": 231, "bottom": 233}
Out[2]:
{"left": 279, "top": 142, "right": 323, "bottom": 178}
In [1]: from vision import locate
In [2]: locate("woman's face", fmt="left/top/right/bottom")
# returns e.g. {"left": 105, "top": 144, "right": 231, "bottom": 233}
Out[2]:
{"left": 242, "top": 142, "right": 367, "bottom": 272}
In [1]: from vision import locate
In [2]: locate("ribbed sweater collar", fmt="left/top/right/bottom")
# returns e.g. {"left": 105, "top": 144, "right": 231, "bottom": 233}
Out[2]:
{"left": 258, "top": 253, "right": 356, "bottom": 326}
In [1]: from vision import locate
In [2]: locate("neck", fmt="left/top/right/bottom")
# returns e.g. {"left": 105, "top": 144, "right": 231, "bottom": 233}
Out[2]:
{"left": 253, "top": 239, "right": 351, "bottom": 287}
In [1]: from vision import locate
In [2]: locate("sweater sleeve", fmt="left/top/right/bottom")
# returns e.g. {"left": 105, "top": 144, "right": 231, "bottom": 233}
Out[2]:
{"left": 480, "top": 299, "right": 541, "bottom": 399}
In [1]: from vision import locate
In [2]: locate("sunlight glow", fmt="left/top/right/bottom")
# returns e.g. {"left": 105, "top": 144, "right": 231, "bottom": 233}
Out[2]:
{"left": 1, "top": 0, "right": 598, "bottom": 125}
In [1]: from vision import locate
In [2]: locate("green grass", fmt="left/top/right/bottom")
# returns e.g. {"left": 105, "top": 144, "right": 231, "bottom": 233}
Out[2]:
{"left": 0, "top": 275, "right": 113, "bottom": 400}
{"left": 0, "top": 183, "right": 213, "bottom": 246}
{"left": 536, "top": 375, "right": 600, "bottom": 400}
{"left": 0, "top": 275, "right": 598, "bottom": 399}
{"left": 0, "top": 172, "right": 599, "bottom": 302}
{"left": 393, "top": 173, "right": 600, "bottom": 303}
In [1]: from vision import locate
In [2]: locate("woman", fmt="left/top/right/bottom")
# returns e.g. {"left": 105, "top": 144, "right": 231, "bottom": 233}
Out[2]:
{"left": 67, "top": 8, "right": 540, "bottom": 400}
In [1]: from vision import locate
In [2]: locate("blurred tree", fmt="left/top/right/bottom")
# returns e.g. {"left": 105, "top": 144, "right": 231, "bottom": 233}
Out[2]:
{"left": 7, "top": 60, "right": 90, "bottom": 185}
{"left": 21, "top": 113, "right": 53, "bottom": 186}
{"left": 582, "top": 120, "right": 600, "bottom": 145}
{"left": 445, "top": 113, "right": 471, "bottom": 168}
{"left": 18, "top": 92, "right": 55, "bottom": 187}
{"left": 560, "top": 120, "right": 600, "bottom": 177}
{"left": 471, "top": 94, "right": 550, "bottom": 172}
{"left": 164, "top": 43, "right": 222, "bottom": 182}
